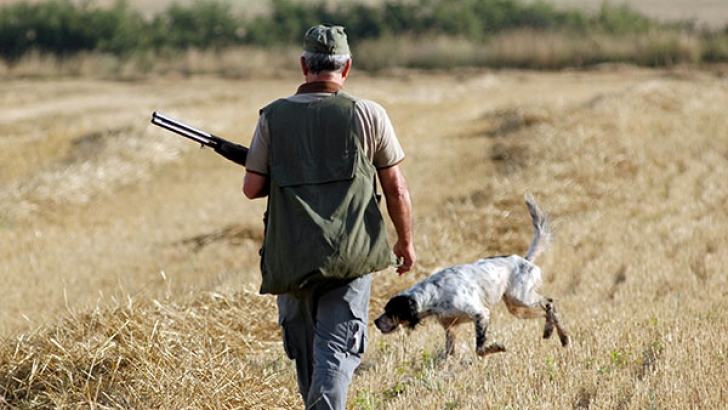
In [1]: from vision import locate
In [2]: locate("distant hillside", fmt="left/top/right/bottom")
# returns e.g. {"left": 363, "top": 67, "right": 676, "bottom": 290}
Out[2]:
{"left": 524, "top": 0, "right": 728, "bottom": 28}
{"left": 0, "top": 0, "right": 726, "bottom": 27}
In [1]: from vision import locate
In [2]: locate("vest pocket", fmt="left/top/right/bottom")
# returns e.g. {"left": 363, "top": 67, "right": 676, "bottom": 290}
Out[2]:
{"left": 271, "top": 151, "right": 356, "bottom": 187}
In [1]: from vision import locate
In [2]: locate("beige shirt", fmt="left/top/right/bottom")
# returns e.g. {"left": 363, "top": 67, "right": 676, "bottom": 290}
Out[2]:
{"left": 245, "top": 92, "right": 405, "bottom": 174}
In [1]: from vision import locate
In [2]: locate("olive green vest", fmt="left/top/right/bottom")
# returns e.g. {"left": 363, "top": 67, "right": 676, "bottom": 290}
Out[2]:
{"left": 259, "top": 91, "right": 394, "bottom": 294}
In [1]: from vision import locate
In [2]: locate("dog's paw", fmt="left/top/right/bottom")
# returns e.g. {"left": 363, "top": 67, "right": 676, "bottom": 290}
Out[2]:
{"left": 543, "top": 321, "right": 554, "bottom": 339}
{"left": 559, "top": 332, "right": 571, "bottom": 347}
{"left": 477, "top": 343, "right": 507, "bottom": 356}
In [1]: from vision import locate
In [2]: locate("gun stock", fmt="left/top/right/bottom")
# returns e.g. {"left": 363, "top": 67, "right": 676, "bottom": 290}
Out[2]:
{"left": 151, "top": 111, "right": 248, "bottom": 166}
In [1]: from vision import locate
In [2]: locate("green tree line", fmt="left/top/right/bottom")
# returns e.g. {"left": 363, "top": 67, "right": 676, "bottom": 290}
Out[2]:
{"left": 1, "top": 0, "right": 725, "bottom": 66}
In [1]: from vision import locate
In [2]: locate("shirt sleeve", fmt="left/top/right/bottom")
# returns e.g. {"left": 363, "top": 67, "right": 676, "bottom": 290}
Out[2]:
{"left": 355, "top": 99, "right": 405, "bottom": 169}
{"left": 245, "top": 112, "right": 270, "bottom": 175}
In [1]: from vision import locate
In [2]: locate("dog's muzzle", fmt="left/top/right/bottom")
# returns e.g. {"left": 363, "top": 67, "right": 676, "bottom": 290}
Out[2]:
{"left": 374, "top": 314, "right": 398, "bottom": 333}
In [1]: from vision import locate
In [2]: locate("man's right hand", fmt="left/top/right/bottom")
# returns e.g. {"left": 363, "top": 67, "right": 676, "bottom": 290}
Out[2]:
{"left": 393, "top": 240, "right": 415, "bottom": 275}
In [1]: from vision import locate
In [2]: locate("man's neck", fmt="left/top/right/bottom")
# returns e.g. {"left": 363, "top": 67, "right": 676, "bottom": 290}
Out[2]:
{"left": 296, "top": 81, "right": 343, "bottom": 94}
{"left": 305, "top": 72, "right": 345, "bottom": 85}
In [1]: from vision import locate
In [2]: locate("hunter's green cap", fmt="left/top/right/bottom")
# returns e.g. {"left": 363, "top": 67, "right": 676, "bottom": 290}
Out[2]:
{"left": 303, "top": 24, "right": 350, "bottom": 55}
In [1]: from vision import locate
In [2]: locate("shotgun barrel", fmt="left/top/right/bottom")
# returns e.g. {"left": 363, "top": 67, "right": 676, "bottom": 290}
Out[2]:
{"left": 151, "top": 111, "right": 248, "bottom": 166}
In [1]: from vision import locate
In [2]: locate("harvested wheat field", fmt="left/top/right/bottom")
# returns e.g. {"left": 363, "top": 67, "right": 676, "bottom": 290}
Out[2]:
{"left": 1, "top": 65, "right": 727, "bottom": 408}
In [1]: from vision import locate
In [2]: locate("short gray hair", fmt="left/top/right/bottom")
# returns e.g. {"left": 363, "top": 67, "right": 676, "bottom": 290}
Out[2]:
{"left": 302, "top": 51, "right": 351, "bottom": 74}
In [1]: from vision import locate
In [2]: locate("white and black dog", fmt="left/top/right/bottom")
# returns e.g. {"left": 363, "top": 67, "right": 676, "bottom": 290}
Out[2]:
{"left": 375, "top": 195, "right": 569, "bottom": 357}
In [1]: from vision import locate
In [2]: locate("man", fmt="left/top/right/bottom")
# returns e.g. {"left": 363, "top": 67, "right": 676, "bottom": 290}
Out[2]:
{"left": 243, "top": 24, "right": 415, "bottom": 410}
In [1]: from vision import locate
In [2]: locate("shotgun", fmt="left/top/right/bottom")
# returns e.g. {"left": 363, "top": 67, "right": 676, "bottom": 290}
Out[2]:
{"left": 151, "top": 111, "right": 248, "bottom": 166}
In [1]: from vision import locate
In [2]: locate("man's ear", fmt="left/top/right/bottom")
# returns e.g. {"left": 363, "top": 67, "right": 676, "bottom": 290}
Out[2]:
{"left": 300, "top": 56, "right": 309, "bottom": 75}
{"left": 341, "top": 58, "right": 352, "bottom": 79}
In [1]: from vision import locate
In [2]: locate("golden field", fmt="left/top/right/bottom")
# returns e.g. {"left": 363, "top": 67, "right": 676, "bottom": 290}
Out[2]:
{"left": 1, "top": 63, "right": 728, "bottom": 408}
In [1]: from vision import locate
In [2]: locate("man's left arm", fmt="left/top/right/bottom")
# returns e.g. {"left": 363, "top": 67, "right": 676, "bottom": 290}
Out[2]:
{"left": 243, "top": 171, "right": 269, "bottom": 199}
{"left": 242, "top": 114, "right": 270, "bottom": 199}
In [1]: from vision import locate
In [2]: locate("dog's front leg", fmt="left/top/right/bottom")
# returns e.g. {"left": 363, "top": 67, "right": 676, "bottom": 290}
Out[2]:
{"left": 438, "top": 317, "right": 459, "bottom": 356}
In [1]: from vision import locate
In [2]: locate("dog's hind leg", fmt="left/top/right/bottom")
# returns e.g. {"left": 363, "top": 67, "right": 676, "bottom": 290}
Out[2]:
{"left": 474, "top": 312, "right": 488, "bottom": 355}
{"left": 504, "top": 295, "right": 570, "bottom": 347}
{"left": 503, "top": 294, "right": 547, "bottom": 320}
{"left": 543, "top": 298, "right": 570, "bottom": 347}
{"left": 472, "top": 310, "right": 506, "bottom": 356}
{"left": 542, "top": 298, "right": 555, "bottom": 340}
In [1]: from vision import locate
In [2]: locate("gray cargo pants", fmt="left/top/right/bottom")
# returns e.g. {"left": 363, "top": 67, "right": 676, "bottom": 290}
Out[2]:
{"left": 277, "top": 274, "right": 371, "bottom": 410}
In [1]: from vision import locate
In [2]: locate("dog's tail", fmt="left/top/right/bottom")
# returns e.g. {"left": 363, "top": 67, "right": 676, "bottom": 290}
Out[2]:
{"left": 524, "top": 193, "right": 551, "bottom": 262}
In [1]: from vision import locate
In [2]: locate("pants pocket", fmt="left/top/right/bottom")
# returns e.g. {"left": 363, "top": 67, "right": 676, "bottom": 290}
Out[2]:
{"left": 347, "top": 320, "right": 367, "bottom": 355}
{"left": 278, "top": 294, "right": 304, "bottom": 360}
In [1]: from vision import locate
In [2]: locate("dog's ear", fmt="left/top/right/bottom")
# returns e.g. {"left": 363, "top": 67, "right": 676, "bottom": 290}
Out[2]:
{"left": 406, "top": 297, "right": 420, "bottom": 329}
{"left": 385, "top": 295, "right": 408, "bottom": 314}
{"left": 386, "top": 295, "right": 420, "bottom": 328}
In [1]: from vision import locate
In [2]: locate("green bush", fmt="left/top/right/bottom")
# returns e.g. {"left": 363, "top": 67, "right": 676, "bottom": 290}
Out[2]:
{"left": 596, "top": 2, "right": 654, "bottom": 34}
{"left": 243, "top": 0, "right": 323, "bottom": 46}
{"left": 151, "top": 1, "right": 243, "bottom": 50}
{"left": 1, "top": 0, "right": 727, "bottom": 69}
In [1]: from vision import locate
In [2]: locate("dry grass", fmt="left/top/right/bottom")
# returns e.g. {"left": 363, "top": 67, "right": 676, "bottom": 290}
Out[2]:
{"left": 2, "top": 66, "right": 728, "bottom": 408}
{"left": 0, "top": 289, "right": 296, "bottom": 408}
{"left": 352, "top": 29, "right": 709, "bottom": 71}
{"left": 0, "top": 29, "right": 711, "bottom": 78}
{"left": 483, "top": 29, "right": 704, "bottom": 68}
{"left": 0, "top": 47, "right": 302, "bottom": 80}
